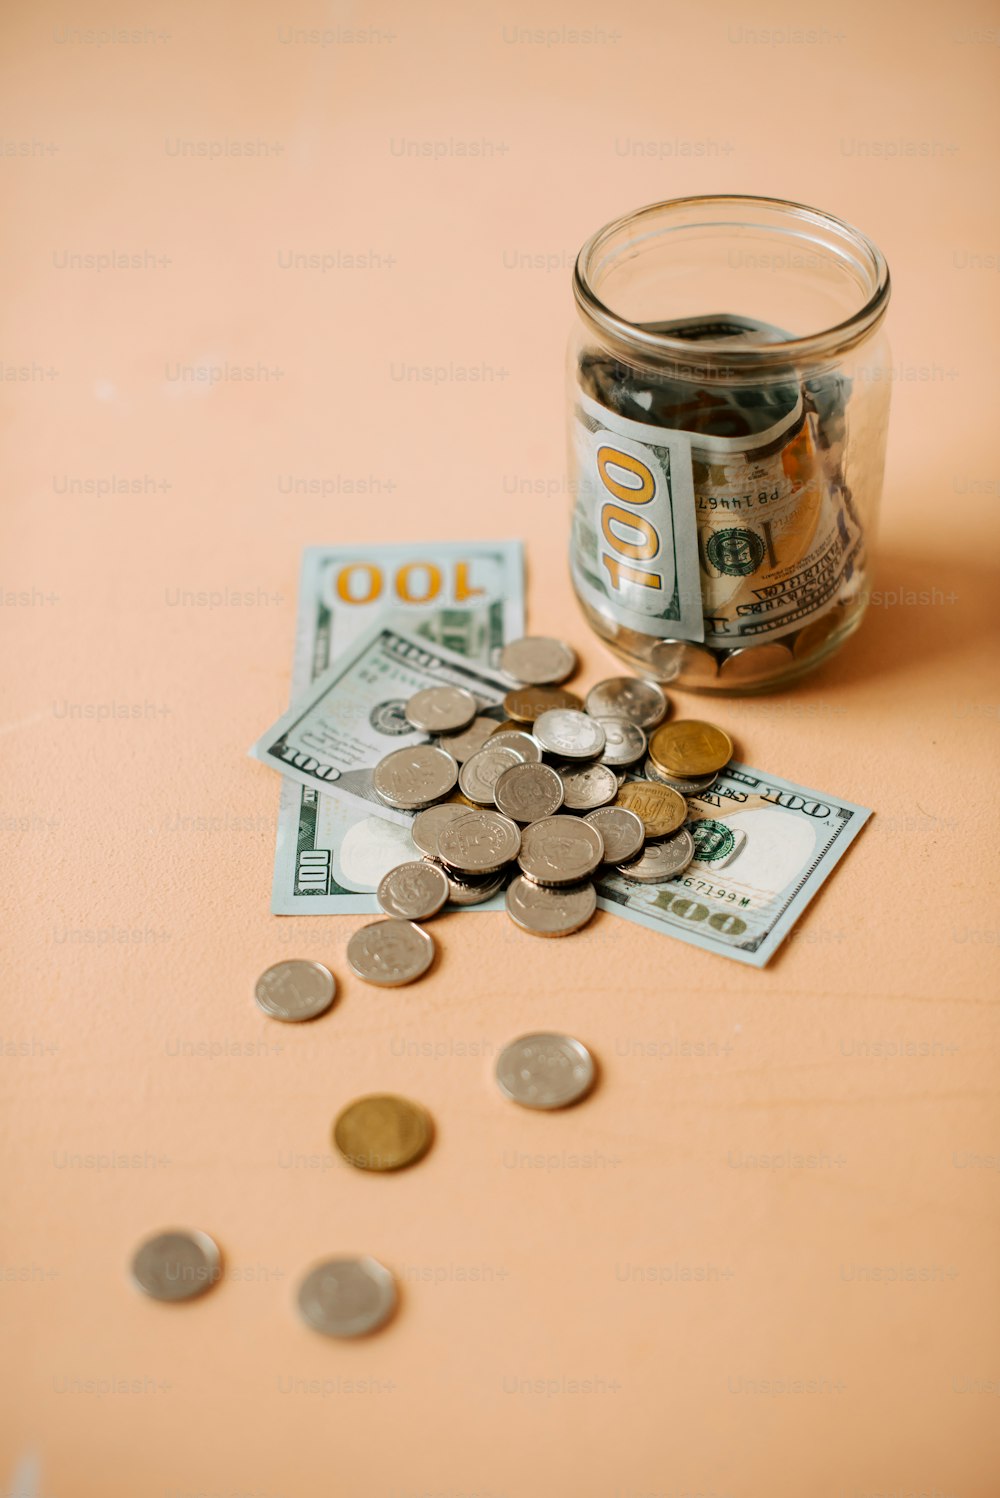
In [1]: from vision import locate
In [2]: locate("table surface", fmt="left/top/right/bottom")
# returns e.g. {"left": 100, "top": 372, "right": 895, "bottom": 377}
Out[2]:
{"left": 4, "top": 1, "right": 999, "bottom": 1494}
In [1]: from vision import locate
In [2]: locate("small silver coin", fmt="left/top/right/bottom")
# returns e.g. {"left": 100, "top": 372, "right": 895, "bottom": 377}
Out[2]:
{"left": 254, "top": 960, "right": 337, "bottom": 1023}
{"left": 297, "top": 1255, "right": 397, "bottom": 1338}
{"left": 617, "top": 828, "right": 695, "bottom": 882}
{"left": 459, "top": 745, "right": 524, "bottom": 805}
{"left": 486, "top": 729, "right": 541, "bottom": 762}
{"left": 644, "top": 758, "right": 719, "bottom": 796}
{"left": 532, "top": 709, "right": 606, "bottom": 761}
{"left": 517, "top": 815, "right": 604, "bottom": 887}
{"left": 596, "top": 716, "right": 648, "bottom": 767}
{"left": 410, "top": 802, "right": 471, "bottom": 858}
{"left": 717, "top": 643, "right": 795, "bottom": 684}
{"left": 583, "top": 806, "right": 645, "bottom": 865}
{"left": 505, "top": 876, "right": 597, "bottom": 938}
{"left": 428, "top": 860, "right": 508, "bottom": 906}
{"left": 556, "top": 760, "right": 619, "bottom": 811}
{"left": 499, "top": 636, "right": 577, "bottom": 686}
{"left": 495, "top": 1032, "right": 596, "bottom": 1109}
{"left": 493, "top": 762, "right": 564, "bottom": 824}
{"left": 404, "top": 685, "right": 478, "bottom": 734}
{"left": 373, "top": 744, "right": 458, "bottom": 810}
{"left": 647, "top": 639, "right": 718, "bottom": 685}
{"left": 131, "top": 1229, "right": 222, "bottom": 1303}
{"left": 435, "top": 715, "right": 501, "bottom": 762}
{"left": 346, "top": 920, "right": 435, "bottom": 986}
{"left": 584, "top": 677, "right": 668, "bottom": 729}
{"left": 436, "top": 809, "right": 521, "bottom": 875}
{"left": 376, "top": 861, "right": 449, "bottom": 921}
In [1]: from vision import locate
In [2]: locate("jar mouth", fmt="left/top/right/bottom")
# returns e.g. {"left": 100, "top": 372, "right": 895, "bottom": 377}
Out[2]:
{"left": 574, "top": 194, "right": 891, "bottom": 374}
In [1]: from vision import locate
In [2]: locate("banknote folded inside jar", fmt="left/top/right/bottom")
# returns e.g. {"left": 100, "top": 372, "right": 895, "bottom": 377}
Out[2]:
{"left": 567, "top": 195, "right": 892, "bottom": 693}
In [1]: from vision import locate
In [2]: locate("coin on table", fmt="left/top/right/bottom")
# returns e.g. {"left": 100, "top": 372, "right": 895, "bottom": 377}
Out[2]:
{"left": 487, "top": 728, "right": 542, "bottom": 762}
{"left": 717, "top": 643, "right": 794, "bottom": 684}
{"left": 556, "top": 760, "right": 619, "bottom": 811}
{"left": 297, "top": 1255, "right": 397, "bottom": 1338}
{"left": 584, "top": 677, "right": 668, "bottom": 729}
{"left": 494, "top": 761, "right": 564, "bottom": 824}
{"left": 533, "top": 709, "right": 606, "bottom": 761}
{"left": 617, "top": 828, "right": 695, "bottom": 882}
{"left": 376, "top": 861, "right": 449, "bottom": 921}
{"left": 583, "top": 806, "right": 645, "bottom": 865}
{"left": 346, "top": 920, "right": 435, "bottom": 986}
{"left": 505, "top": 875, "right": 596, "bottom": 938}
{"left": 429, "top": 860, "right": 508, "bottom": 906}
{"left": 254, "top": 959, "right": 337, "bottom": 1023}
{"left": 499, "top": 636, "right": 577, "bottom": 686}
{"left": 503, "top": 685, "right": 582, "bottom": 723}
{"left": 373, "top": 744, "right": 458, "bottom": 810}
{"left": 436, "top": 809, "right": 521, "bottom": 875}
{"left": 436, "top": 714, "right": 501, "bottom": 762}
{"left": 643, "top": 758, "right": 719, "bottom": 796}
{"left": 404, "top": 685, "right": 478, "bottom": 734}
{"left": 458, "top": 745, "right": 523, "bottom": 805}
{"left": 410, "top": 802, "right": 471, "bottom": 858}
{"left": 615, "top": 779, "right": 687, "bottom": 839}
{"left": 596, "top": 716, "right": 647, "bottom": 767}
{"left": 131, "top": 1229, "right": 222, "bottom": 1302}
{"left": 648, "top": 720, "right": 734, "bottom": 778}
{"left": 334, "top": 1093, "right": 433, "bottom": 1171}
{"left": 647, "top": 639, "right": 719, "bottom": 685}
{"left": 495, "top": 1032, "right": 596, "bottom": 1110}
{"left": 517, "top": 814, "right": 604, "bottom": 887}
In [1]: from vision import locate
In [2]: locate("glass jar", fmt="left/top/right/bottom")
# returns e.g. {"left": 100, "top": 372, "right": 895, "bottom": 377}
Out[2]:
{"left": 567, "top": 195, "right": 891, "bottom": 693}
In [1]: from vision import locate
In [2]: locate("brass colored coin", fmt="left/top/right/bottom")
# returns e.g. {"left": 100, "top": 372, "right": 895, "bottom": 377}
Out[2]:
{"left": 333, "top": 1094, "right": 433, "bottom": 1172}
{"left": 648, "top": 720, "right": 733, "bottom": 778}
{"left": 615, "top": 779, "right": 687, "bottom": 839}
{"left": 792, "top": 611, "right": 841, "bottom": 661}
{"left": 502, "top": 686, "right": 582, "bottom": 724}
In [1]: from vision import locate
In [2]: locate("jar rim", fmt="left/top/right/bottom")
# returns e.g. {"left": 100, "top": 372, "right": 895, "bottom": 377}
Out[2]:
{"left": 573, "top": 193, "right": 891, "bottom": 371}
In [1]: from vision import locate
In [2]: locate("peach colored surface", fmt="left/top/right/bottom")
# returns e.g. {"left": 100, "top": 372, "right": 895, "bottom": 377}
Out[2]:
{"left": 3, "top": 2, "right": 999, "bottom": 1494}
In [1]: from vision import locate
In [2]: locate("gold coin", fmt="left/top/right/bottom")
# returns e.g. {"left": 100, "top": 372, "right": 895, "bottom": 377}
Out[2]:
{"left": 614, "top": 780, "right": 687, "bottom": 839}
{"left": 333, "top": 1094, "right": 433, "bottom": 1172}
{"left": 502, "top": 686, "right": 582, "bottom": 724}
{"left": 490, "top": 720, "right": 527, "bottom": 735}
{"left": 648, "top": 719, "right": 734, "bottom": 777}
{"left": 792, "top": 611, "right": 841, "bottom": 661}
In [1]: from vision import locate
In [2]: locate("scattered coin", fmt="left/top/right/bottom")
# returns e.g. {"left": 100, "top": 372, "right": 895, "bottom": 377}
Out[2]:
{"left": 458, "top": 745, "right": 524, "bottom": 804}
{"left": 648, "top": 720, "right": 734, "bottom": 778}
{"left": 596, "top": 717, "right": 648, "bottom": 767}
{"left": 647, "top": 639, "right": 719, "bottom": 685}
{"left": 505, "top": 876, "right": 596, "bottom": 938}
{"left": 436, "top": 809, "right": 522, "bottom": 875}
{"left": 494, "top": 761, "right": 564, "bottom": 823}
{"left": 254, "top": 959, "right": 337, "bottom": 1023}
{"left": 499, "top": 636, "right": 577, "bottom": 686}
{"left": 643, "top": 758, "right": 719, "bottom": 796}
{"left": 373, "top": 744, "right": 458, "bottom": 810}
{"left": 517, "top": 815, "right": 605, "bottom": 887}
{"left": 346, "top": 920, "right": 435, "bottom": 986}
{"left": 404, "top": 685, "right": 478, "bottom": 734}
{"left": 502, "top": 685, "right": 582, "bottom": 723}
{"left": 131, "top": 1229, "right": 222, "bottom": 1303}
{"left": 617, "top": 828, "right": 695, "bottom": 882}
{"left": 376, "top": 861, "right": 449, "bottom": 921}
{"left": 584, "top": 677, "right": 668, "bottom": 729}
{"left": 615, "top": 779, "right": 687, "bottom": 838}
{"left": 435, "top": 715, "right": 502, "bottom": 762}
{"left": 533, "top": 709, "right": 606, "bottom": 761}
{"left": 431, "top": 861, "right": 508, "bottom": 906}
{"left": 583, "top": 806, "right": 645, "bottom": 865}
{"left": 297, "top": 1255, "right": 397, "bottom": 1338}
{"left": 410, "top": 802, "right": 471, "bottom": 858}
{"left": 717, "top": 643, "right": 794, "bottom": 684}
{"left": 495, "top": 1033, "right": 596, "bottom": 1109}
{"left": 486, "top": 729, "right": 542, "bottom": 762}
{"left": 556, "top": 760, "right": 619, "bottom": 811}
{"left": 333, "top": 1093, "right": 433, "bottom": 1171}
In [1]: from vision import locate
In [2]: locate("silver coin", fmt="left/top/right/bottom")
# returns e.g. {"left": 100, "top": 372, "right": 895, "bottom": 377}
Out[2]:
{"left": 376, "top": 861, "right": 449, "bottom": 921}
{"left": 647, "top": 639, "right": 718, "bottom": 685}
{"left": 617, "top": 828, "right": 695, "bottom": 882}
{"left": 410, "top": 802, "right": 471, "bottom": 858}
{"left": 505, "top": 876, "right": 596, "bottom": 938}
{"left": 254, "top": 960, "right": 337, "bottom": 1023}
{"left": 436, "top": 809, "right": 521, "bottom": 875}
{"left": 131, "top": 1229, "right": 222, "bottom": 1303}
{"left": 346, "top": 920, "right": 435, "bottom": 986}
{"left": 584, "top": 677, "right": 668, "bottom": 729}
{"left": 435, "top": 715, "right": 501, "bottom": 762}
{"left": 428, "top": 860, "right": 508, "bottom": 906}
{"left": 643, "top": 758, "right": 719, "bottom": 795}
{"left": 556, "top": 760, "right": 619, "bottom": 811}
{"left": 486, "top": 729, "right": 541, "bottom": 762}
{"left": 459, "top": 745, "right": 523, "bottom": 804}
{"left": 532, "top": 709, "right": 606, "bottom": 761}
{"left": 596, "top": 716, "right": 648, "bottom": 767}
{"left": 297, "top": 1255, "right": 397, "bottom": 1338}
{"left": 499, "top": 636, "right": 577, "bottom": 686}
{"left": 404, "top": 685, "right": 478, "bottom": 734}
{"left": 583, "top": 806, "right": 645, "bottom": 865}
{"left": 495, "top": 1032, "right": 596, "bottom": 1109}
{"left": 517, "top": 815, "right": 604, "bottom": 887}
{"left": 493, "top": 762, "right": 564, "bottom": 823}
{"left": 373, "top": 745, "right": 458, "bottom": 810}
{"left": 717, "top": 643, "right": 795, "bottom": 684}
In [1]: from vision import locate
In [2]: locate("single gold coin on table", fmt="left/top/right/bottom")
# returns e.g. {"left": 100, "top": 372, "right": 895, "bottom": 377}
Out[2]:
{"left": 333, "top": 1094, "right": 433, "bottom": 1172}
{"left": 614, "top": 779, "right": 687, "bottom": 839}
{"left": 502, "top": 685, "right": 582, "bottom": 724}
{"left": 648, "top": 719, "right": 734, "bottom": 778}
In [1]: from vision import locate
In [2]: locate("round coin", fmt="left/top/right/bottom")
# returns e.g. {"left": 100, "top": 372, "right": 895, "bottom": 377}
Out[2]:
{"left": 792, "top": 610, "right": 841, "bottom": 661}
{"left": 502, "top": 685, "right": 582, "bottom": 723}
{"left": 494, "top": 761, "right": 564, "bottom": 824}
{"left": 505, "top": 876, "right": 597, "bottom": 938}
{"left": 372, "top": 744, "right": 458, "bottom": 810}
{"left": 486, "top": 729, "right": 542, "bottom": 762}
{"left": 556, "top": 760, "right": 619, "bottom": 811}
{"left": 458, "top": 745, "right": 523, "bottom": 805}
{"left": 435, "top": 714, "right": 501, "bottom": 762}
{"left": 346, "top": 920, "right": 435, "bottom": 987}
{"left": 495, "top": 1032, "right": 596, "bottom": 1110}
{"left": 596, "top": 717, "right": 648, "bottom": 767}
{"left": 533, "top": 709, "right": 606, "bottom": 761}
{"left": 254, "top": 959, "right": 337, "bottom": 1023}
{"left": 430, "top": 861, "right": 508, "bottom": 906}
{"left": 615, "top": 780, "right": 687, "bottom": 839}
{"left": 717, "top": 643, "right": 794, "bottom": 685}
{"left": 333, "top": 1093, "right": 433, "bottom": 1171}
{"left": 297, "top": 1255, "right": 397, "bottom": 1338}
{"left": 583, "top": 806, "right": 645, "bottom": 865}
{"left": 499, "top": 636, "right": 577, "bottom": 686}
{"left": 648, "top": 720, "right": 734, "bottom": 778}
{"left": 404, "top": 685, "right": 478, "bottom": 734}
{"left": 517, "top": 814, "right": 604, "bottom": 887}
{"left": 617, "top": 828, "right": 695, "bottom": 882}
{"left": 131, "top": 1229, "right": 222, "bottom": 1303}
{"left": 410, "top": 802, "right": 471, "bottom": 858}
{"left": 436, "top": 809, "right": 521, "bottom": 875}
{"left": 643, "top": 758, "right": 719, "bottom": 796}
{"left": 584, "top": 676, "right": 668, "bottom": 729}
{"left": 647, "top": 639, "right": 719, "bottom": 685}
{"left": 376, "top": 861, "right": 449, "bottom": 921}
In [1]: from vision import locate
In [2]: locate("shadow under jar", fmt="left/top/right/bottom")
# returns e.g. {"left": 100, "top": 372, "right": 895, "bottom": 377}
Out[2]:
{"left": 567, "top": 195, "right": 892, "bottom": 693}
